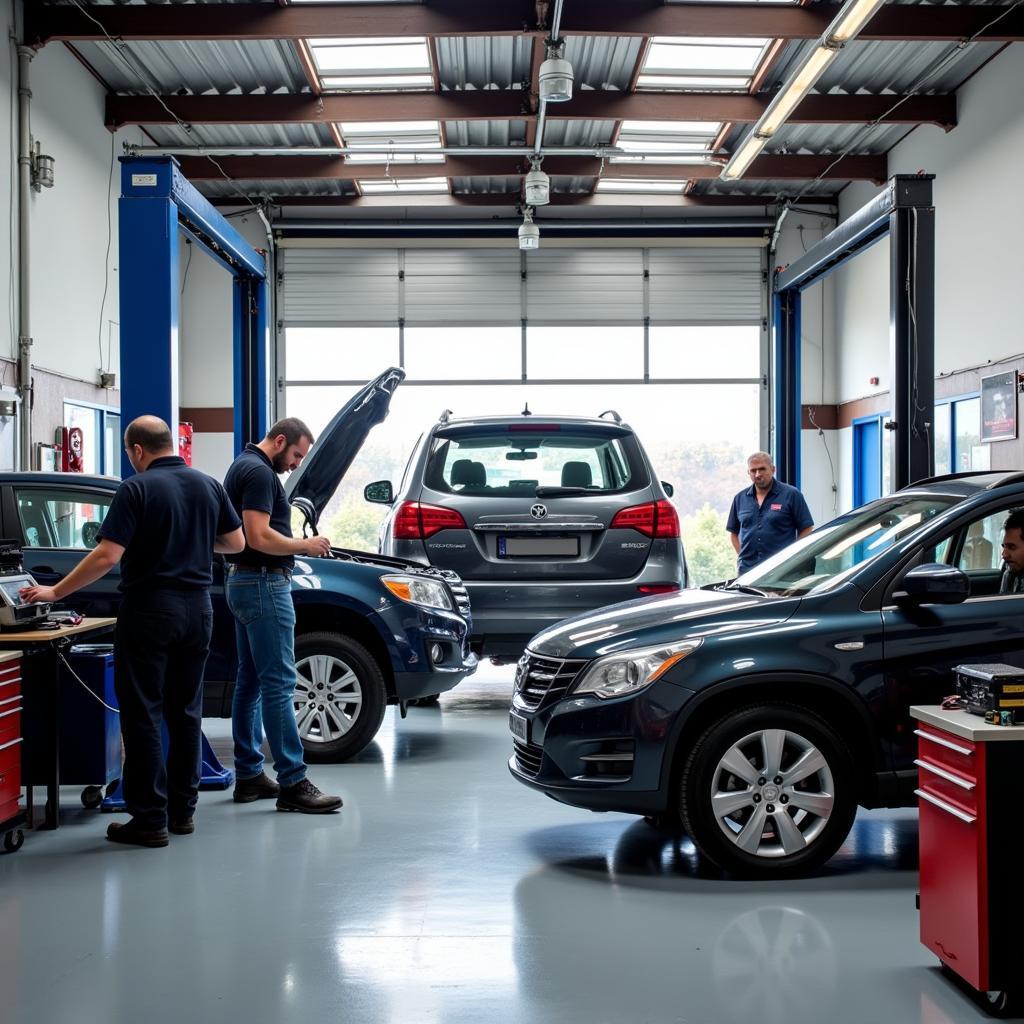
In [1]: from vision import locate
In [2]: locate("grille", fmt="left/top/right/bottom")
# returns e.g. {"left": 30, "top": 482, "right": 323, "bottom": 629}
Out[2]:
{"left": 419, "top": 566, "right": 471, "bottom": 618}
{"left": 513, "top": 652, "right": 588, "bottom": 711}
{"left": 513, "top": 738, "right": 543, "bottom": 777}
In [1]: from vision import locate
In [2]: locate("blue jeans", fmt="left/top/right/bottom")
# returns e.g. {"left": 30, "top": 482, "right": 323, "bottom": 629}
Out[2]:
{"left": 226, "top": 570, "right": 307, "bottom": 788}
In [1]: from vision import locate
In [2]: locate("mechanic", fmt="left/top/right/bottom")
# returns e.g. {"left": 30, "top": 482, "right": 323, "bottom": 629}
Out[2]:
{"left": 999, "top": 508, "right": 1024, "bottom": 593}
{"left": 22, "top": 416, "right": 245, "bottom": 848}
{"left": 726, "top": 451, "right": 814, "bottom": 574}
{"left": 223, "top": 417, "right": 343, "bottom": 814}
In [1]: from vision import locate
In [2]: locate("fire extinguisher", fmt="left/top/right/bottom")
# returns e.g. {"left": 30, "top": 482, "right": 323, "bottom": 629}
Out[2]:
{"left": 178, "top": 422, "right": 193, "bottom": 467}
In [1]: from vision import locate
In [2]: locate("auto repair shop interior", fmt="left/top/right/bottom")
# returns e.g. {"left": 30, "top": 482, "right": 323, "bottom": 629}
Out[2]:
{"left": 2, "top": 1, "right": 1024, "bottom": 1022}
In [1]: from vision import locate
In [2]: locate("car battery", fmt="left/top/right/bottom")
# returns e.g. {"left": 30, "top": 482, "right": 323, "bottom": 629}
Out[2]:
{"left": 954, "top": 663, "right": 1024, "bottom": 722}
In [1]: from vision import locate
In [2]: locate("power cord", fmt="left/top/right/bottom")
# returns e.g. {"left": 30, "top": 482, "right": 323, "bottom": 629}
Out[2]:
{"left": 57, "top": 651, "right": 120, "bottom": 714}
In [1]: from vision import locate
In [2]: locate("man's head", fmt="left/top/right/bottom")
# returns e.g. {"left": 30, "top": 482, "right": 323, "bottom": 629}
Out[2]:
{"left": 261, "top": 417, "right": 315, "bottom": 473}
{"left": 1002, "top": 509, "right": 1024, "bottom": 575}
{"left": 746, "top": 451, "right": 775, "bottom": 492}
{"left": 124, "top": 416, "right": 175, "bottom": 473}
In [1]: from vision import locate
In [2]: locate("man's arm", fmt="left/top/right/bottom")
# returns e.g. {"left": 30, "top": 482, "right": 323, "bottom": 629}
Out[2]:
{"left": 19, "top": 539, "right": 125, "bottom": 604}
{"left": 215, "top": 527, "right": 246, "bottom": 555}
{"left": 728, "top": 532, "right": 741, "bottom": 555}
{"left": 797, "top": 526, "right": 813, "bottom": 539}
{"left": 242, "top": 510, "right": 330, "bottom": 557}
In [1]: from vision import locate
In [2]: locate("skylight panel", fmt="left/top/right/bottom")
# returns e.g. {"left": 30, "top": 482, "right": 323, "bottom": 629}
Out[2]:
{"left": 309, "top": 37, "right": 433, "bottom": 92}
{"left": 596, "top": 178, "right": 689, "bottom": 194}
{"left": 339, "top": 120, "right": 444, "bottom": 164}
{"left": 359, "top": 177, "right": 449, "bottom": 195}
{"left": 637, "top": 36, "right": 770, "bottom": 91}
{"left": 612, "top": 119, "right": 720, "bottom": 163}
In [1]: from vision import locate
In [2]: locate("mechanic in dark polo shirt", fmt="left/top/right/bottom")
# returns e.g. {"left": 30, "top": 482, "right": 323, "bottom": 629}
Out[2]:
{"left": 21, "top": 416, "right": 245, "bottom": 848}
{"left": 726, "top": 451, "right": 814, "bottom": 574}
{"left": 223, "top": 418, "right": 342, "bottom": 814}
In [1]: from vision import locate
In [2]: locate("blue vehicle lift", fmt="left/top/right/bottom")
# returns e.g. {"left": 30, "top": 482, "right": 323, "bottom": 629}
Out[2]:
{"left": 118, "top": 155, "right": 269, "bottom": 480}
{"left": 772, "top": 174, "right": 935, "bottom": 490}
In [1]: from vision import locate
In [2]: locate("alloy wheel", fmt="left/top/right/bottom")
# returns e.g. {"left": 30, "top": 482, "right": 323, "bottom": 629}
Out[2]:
{"left": 294, "top": 653, "right": 363, "bottom": 745}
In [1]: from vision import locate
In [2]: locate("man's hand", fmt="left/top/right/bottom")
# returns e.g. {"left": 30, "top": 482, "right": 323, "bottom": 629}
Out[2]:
{"left": 304, "top": 536, "right": 331, "bottom": 557}
{"left": 20, "top": 585, "right": 58, "bottom": 605}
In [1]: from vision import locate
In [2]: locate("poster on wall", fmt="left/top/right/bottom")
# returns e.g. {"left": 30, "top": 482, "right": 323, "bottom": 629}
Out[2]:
{"left": 980, "top": 370, "right": 1017, "bottom": 442}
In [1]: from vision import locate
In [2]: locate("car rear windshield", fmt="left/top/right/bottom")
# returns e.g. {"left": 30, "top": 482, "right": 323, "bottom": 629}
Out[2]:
{"left": 425, "top": 427, "right": 643, "bottom": 497}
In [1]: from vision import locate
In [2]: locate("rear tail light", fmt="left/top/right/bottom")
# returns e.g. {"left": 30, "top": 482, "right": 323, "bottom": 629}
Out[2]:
{"left": 610, "top": 499, "right": 680, "bottom": 539}
{"left": 637, "top": 583, "right": 680, "bottom": 595}
{"left": 393, "top": 501, "right": 467, "bottom": 540}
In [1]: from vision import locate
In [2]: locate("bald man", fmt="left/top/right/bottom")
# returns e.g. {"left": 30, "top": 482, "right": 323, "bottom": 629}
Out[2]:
{"left": 22, "top": 416, "right": 244, "bottom": 848}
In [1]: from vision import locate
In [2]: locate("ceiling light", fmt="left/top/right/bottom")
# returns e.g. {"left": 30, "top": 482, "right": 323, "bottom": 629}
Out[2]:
{"left": 518, "top": 208, "right": 540, "bottom": 250}
{"left": 720, "top": 133, "right": 765, "bottom": 181}
{"left": 828, "top": 0, "right": 887, "bottom": 43}
{"left": 539, "top": 41, "right": 573, "bottom": 103}
{"left": 759, "top": 45, "right": 836, "bottom": 136}
{"left": 524, "top": 160, "right": 550, "bottom": 206}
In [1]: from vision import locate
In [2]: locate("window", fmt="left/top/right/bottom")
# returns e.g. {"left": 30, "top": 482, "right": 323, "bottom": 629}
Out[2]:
{"left": 527, "top": 326, "right": 643, "bottom": 379}
{"left": 611, "top": 120, "right": 721, "bottom": 163}
{"left": 63, "top": 402, "right": 121, "bottom": 476}
{"left": 637, "top": 36, "right": 771, "bottom": 91}
{"left": 595, "top": 178, "right": 689, "bottom": 194}
{"left": 339, "top": 120, "right": 444, "bottom": 164}
{"left": 309, "top": 37, "right": 433, "bottom": 91}
{"left": 285, "top": 327, "right": 400, "bottom": 382}
{"left": 403, "top": 327, "right": 520, "bottom": 381}
{"left": 933, "top": 402, "right": 951, "bottom": 474}
{"left": 954, "top": 397, "right": 982, "bottom": 472}
{"left": 425, "top": 429, "right": 639, "bottom": 496}
{"left": 16, "top": 488, "right": 113, "bottom": 550}
{"left": 955, "top": 511, "right": 1003, "bottom": 573}
{"left": 649, "top": 325, "right": 759, "bottom": 378}
{"left": 358, "top": 177, "right": 448, "bottom": 195}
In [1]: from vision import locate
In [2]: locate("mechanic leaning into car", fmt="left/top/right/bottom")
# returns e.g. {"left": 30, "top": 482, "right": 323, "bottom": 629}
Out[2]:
{"left": 222, "top": 417, "right": 343, "bottom": 814}
{"left": 726, "top": 451, "right": 814, "bottom": 574}
{"left": 21, "top": 415, "right": 246, "bottom": 848}
{"left": 999, "top": 508, "right": 1024, "bottom": 593}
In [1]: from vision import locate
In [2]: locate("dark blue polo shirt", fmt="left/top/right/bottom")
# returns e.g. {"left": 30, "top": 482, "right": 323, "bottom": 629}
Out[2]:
{"left": 727, "top": 478, "right": 813, "bottom": 574}
{"left": 98, "top": 456, "right": 241, "bottom": 592}
{"left": 223, "top": 443, "right": 295, "bottom": 570}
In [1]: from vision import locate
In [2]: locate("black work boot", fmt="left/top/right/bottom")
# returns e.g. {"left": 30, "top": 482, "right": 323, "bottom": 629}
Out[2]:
{"left": 276, "top": 778, "right": 343, "bottom": 814}
{"left": 106, "top": 819, "right": 169, "bottom": 848}
{"left": 233, "top": 771, "right": 280, "bottom": 804}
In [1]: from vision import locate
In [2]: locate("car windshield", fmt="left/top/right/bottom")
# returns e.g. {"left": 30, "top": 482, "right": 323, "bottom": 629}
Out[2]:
{"left": 425, "top": 428, "right": 640, "bottom": 496}
{"left": 730, "top": 494, "right": 960, "bottom": 597}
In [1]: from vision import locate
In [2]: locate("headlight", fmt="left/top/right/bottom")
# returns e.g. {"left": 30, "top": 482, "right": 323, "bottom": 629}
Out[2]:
{"left": 381, "top": 574, "right": 453, "bottom": 611}
{"left": 573, "top": 639, "right": 702, "bottom": 700}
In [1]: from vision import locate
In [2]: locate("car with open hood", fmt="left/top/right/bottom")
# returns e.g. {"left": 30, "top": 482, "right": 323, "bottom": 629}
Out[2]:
{"left": 366, "top": 409, "right": 687, "bottom": 660}
{"left": 509, "top": 471, "right": 1024, "bottom": 877}
{"left": 2, "top": 367, "right": 477, "bottom": 762}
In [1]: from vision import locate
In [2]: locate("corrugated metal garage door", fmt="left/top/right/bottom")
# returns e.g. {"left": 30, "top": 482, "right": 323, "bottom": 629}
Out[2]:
{"left": 281, "top": 243, "right": 763, "bottom": 325}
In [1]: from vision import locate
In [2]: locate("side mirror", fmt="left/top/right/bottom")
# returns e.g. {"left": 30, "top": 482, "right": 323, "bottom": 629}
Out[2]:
{"left": 893, "top": 563, "right": 969, "bottom": 607}
{"left": 364, "top": 480, "right": 394, "bottom": 505}
{"left": 661, "top": 481, "right": 675, "bottom": 498}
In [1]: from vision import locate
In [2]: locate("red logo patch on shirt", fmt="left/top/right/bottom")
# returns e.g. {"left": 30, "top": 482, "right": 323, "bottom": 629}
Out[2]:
{"left": 770, "top": 503, "right": 783, "bottom": 511}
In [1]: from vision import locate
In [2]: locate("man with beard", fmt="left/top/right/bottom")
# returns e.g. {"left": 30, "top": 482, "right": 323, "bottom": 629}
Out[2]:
{"left": 726, "top": 451, "right": 814, "bottom": 575}
{"left": 223, "top": 418, "right": 342, "bottom": 813}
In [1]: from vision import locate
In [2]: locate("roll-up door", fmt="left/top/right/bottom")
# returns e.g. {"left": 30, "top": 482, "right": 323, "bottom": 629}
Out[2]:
{"left": 649, "top": 247, "right": 762, "bottom": 323}
{"left": 404, "top": 249, "right": 521, "bottom": 324}
{"left": 281, "top": 249, "right": 399, "bottom": 323}
{"left": 525, "top": 249, "right": 644, "bottom": 323}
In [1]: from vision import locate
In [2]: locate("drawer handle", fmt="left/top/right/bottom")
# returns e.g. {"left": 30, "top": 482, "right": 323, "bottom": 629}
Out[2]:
{"left": 0, "top": 694, "right": 19, "bottom": 708}
{"left": 915, "top": 788, "right": 977, "bottom": 824}
{"left": 0, "top": 678, "right": 20, "bottom": 688}
{"left": 914, "top": 729, "right": 974, "bottom": 756}
{"left": 0, "top": 707, "right": 19, "bottom": 719}
{"left": 914, "top": 759, "right": 976, "bottom": 790}
{"left": 0, "top": 737, "right": 22, "bottom": 752}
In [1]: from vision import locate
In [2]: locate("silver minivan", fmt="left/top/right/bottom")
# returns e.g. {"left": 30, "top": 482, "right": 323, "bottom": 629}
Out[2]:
{"left": 365, "top": 409, "right": 688, "bottom": 658}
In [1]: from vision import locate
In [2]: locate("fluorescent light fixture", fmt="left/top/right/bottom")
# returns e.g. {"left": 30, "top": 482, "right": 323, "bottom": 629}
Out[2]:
{"left": 759, "top": 45, "right": 835, "bottom": 136}
{"left": 539, "top": 42, "right": 573, "bottom": 103}
{"left": 596, "top": 178, "right": 688, "bottom": 194}
{"left": 359, "top": 177, "right": 448, "bottom": 194}
{"left": 518, "top": 208, "right": 540, "bottom": 250}
{"left": 829, "top": 0, "right": 888, "bottom": 43}
{"left": 719, "top": 132, "right": 764, "bottom": 180}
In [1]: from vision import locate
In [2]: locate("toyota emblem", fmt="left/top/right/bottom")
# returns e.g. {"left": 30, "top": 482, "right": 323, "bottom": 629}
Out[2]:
{"left": 530, "top": 503, "right": 548, "bottom": 519}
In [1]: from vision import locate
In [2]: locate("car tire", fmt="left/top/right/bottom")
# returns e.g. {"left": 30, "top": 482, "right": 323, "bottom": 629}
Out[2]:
{"left": 679, "top": 702, "right": 857, "bottom": 878}
{"left": 293, "top": 632, "right": 387, "bottom": 763}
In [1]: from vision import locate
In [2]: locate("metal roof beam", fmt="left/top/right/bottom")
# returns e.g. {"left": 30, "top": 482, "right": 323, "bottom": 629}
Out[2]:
{"left": 179, "top": 153, "right": 885, "bottom": 182}
{"left": 105, "top": 91, "right": 956, "bottom": 131}
{"left": 27, "top": 2, "right": 1024, "bottom": 45}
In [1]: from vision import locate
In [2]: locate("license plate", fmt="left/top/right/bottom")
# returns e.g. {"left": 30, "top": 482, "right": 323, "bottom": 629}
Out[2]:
{"left": 498, "top": 536, "right": 580, "bottom": 558}
{"left": 509, "top": 710, "right": 529, "bottom": 743}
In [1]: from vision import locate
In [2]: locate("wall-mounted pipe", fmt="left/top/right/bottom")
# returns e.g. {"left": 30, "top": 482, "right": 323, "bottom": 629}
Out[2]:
{"left": 17, "top": 46, "right": 34, "bottom": 471}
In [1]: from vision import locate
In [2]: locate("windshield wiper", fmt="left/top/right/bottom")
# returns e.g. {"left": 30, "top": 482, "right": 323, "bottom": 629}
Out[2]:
{"left": 718, "top": 583, "right": 771, "bottom": 597}
{"left": 535, "top": 486, "right": 589, "bottom": 497}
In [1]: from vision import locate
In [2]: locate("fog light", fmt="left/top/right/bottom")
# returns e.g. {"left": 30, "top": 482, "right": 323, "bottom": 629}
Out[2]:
{"left": 430, "top": 642, "right": 445, "bottom": 664}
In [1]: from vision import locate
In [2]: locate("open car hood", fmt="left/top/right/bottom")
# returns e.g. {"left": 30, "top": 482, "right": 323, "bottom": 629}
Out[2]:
{"left": 284, "top": 367, "right": 405, "bottom": 527}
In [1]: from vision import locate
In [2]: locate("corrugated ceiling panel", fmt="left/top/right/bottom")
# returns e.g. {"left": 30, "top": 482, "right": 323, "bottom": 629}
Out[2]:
{"left": 444, "top": 120, "right": 528, "bottom": 147}
{"left": 147, "top": 122, "right": 333, "bottom": 148}
{"left": 649, "top": 248, "right": 763, "bottom": 322}
{"left": 282, "top": 249, "right": 399, "bottom": 322}
{"left": 436, "top": 36, "right": 533, "bottom": 90}
{"left": 565, "top": 36, "right": 643, "bottom": 91}
{"left": 526, "top": 249, "right": 644, "bottom": 322}
{"left": 199, "top": 178, "right": 358, "bottom": 200}
{"left": 540, "top": 120, "right": 616, "bottom": 147}
{"left": 405, "top": 250, "right": 521, "bottom": 322}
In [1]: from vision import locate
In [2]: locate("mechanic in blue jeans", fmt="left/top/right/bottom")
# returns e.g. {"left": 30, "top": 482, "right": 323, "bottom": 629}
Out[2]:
{"left": 223, "top": 417, "right": 342, "bottom": 814}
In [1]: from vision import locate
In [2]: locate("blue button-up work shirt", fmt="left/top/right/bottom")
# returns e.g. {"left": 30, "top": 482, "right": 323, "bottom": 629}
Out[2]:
{"left": 726, "top": 479, "right": 813, "bottom": 574}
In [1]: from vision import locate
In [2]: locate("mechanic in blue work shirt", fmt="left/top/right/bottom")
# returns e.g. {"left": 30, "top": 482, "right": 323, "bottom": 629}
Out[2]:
{"left": 726, "top": 451, "right": 814, "bottom": 575}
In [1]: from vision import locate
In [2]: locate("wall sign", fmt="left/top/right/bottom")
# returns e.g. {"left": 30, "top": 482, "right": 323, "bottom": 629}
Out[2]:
{"left": 980, "top": 370, "right": 1017, "bottom": 443}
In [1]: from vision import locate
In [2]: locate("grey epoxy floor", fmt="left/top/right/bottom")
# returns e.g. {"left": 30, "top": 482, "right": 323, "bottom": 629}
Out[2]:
{"left": 0, "top": 668, "right": 1010, "bottom": 1024}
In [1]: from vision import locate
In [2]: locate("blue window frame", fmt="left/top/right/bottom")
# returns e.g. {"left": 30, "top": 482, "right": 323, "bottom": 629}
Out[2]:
{"left": 934, "top": 394, "right": 983, "bottom": 474}
{"left": 63, "top": 401, "right": 122, "bottom": 477}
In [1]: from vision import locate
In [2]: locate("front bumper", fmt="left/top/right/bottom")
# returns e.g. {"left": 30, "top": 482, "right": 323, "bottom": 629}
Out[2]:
{"left": 507, "top": 677, "right": 695, "bottom": 816}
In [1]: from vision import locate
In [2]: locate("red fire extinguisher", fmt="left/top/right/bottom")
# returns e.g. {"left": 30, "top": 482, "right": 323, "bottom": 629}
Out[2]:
{"left": 178, "top": 422, "right": 193, "bottom": 467}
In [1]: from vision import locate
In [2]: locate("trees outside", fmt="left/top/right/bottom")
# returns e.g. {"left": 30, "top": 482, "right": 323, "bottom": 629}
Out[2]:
{"left": 681, "top": 504, "right": 737, "bottom": 587}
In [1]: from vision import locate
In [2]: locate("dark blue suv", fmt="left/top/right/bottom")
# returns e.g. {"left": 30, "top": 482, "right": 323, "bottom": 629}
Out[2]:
{"left": 510, "top": 472, "right": 1024, "bottom": 877}
{"left": 2, "top": 369, "right": 477, "bottom": 762}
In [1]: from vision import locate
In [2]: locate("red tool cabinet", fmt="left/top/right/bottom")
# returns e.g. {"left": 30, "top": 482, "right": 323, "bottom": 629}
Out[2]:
{"left": 0, "top": 653, "right": 25, "bottom": 853}
{"left": 911, "top": 706, "right": 1023, "bottom": 1014}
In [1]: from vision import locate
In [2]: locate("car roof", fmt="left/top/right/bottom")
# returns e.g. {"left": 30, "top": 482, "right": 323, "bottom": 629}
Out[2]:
{"left": 433, "top": 413, "right": 632, "bottom": 432}
{"left": 897, "top": 471, "right": 1024, "bottom": 498}
{"left": 0, "top": 471, "right": 119, "bottom": 487}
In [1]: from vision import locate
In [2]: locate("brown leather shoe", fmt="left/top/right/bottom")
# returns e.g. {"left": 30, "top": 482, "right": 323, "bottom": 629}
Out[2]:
{"left": 276, "top": 779, "right": 343, "bottom": 814}
{"left": 106, "top": 819, "right": 169, "bottom": 848}
{"left": 233, "top": 772, "right": 280, "bottom": 803}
